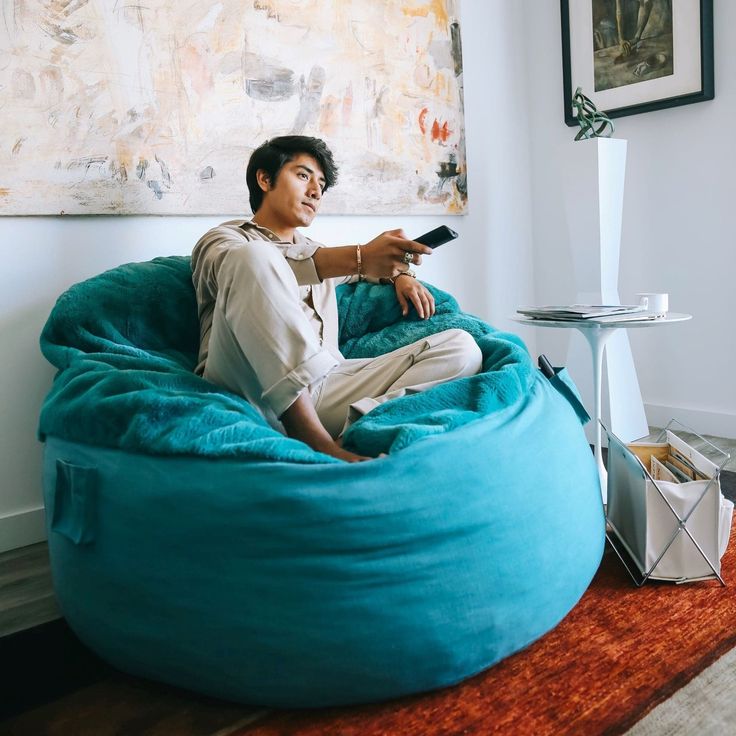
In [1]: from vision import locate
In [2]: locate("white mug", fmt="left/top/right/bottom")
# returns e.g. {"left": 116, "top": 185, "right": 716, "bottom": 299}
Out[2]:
{"left": 637, "top": 292, "right": 668, "bottom": 316}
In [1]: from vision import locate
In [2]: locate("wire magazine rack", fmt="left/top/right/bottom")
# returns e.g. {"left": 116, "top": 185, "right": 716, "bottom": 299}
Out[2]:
{"left": 605, "top": 419, "right": 732, "bottom": 587}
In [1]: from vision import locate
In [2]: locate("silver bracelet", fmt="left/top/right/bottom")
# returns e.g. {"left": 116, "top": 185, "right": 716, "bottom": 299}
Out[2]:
{"left": 390, "top": 269, "right": 416, "bottom": 284}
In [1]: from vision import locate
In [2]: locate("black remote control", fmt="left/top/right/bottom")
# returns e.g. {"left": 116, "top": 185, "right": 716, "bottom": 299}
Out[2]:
{"left": 414, "top": 225, "right": 459, "bottom": 249}
{"left": 538, "top": 354, "right": 556, "bottom": 379}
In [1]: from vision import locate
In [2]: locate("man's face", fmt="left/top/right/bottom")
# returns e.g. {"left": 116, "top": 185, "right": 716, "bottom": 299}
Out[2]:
{"left": 260, "top": 153, "right": 326, "bottom": 227}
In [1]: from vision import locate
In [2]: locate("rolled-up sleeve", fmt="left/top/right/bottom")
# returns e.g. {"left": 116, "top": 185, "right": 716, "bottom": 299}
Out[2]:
{"left": 214, "top": 245, "right": 338, "bottom": 418}
{"left": 261, "top": 350, "right": 338, "bottom": 417}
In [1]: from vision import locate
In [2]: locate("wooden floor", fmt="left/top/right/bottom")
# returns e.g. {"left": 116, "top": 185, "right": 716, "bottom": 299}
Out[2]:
{"left": 0, "top": 542, "right": 60, "bottom": 638}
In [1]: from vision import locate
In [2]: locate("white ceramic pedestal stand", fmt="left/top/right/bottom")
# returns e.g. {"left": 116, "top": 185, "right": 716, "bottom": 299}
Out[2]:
{"left": 561, "top": 137, "right": 651, "bottom": 446}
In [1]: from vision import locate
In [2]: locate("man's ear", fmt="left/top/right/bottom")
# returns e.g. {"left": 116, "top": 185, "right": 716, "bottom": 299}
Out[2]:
{"left": 255, "top": 169, "right": 271, "bottom": 192}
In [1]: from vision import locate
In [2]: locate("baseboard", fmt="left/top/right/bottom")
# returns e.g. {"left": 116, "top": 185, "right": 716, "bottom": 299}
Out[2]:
{"left": 0, "top": 506, "right": 47, "bottom": 554}
{"left": 644, "top": 403, "right": 736, "bottom": 441}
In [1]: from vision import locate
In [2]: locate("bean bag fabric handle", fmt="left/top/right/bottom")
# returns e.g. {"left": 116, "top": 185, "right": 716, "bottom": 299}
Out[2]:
{"left": 549, "top": 367, "right": 591, "bottom": 426}
{"left": 51, "top": 460, "right": 98, "bottom": 545}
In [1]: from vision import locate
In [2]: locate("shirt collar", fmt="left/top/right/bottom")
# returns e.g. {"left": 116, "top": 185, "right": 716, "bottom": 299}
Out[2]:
{"left": 244, "top": 218, "right": 308, "bottom": 245}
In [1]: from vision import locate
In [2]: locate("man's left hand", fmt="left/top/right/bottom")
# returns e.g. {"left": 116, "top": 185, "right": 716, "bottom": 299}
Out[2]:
{"left": 395, "top": 276, "right": 435, "bottom": 319}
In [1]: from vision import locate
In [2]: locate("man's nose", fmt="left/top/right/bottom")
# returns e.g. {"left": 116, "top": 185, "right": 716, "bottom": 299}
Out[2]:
{"left": 308, "top": 181, "right": 321, "bottom": 199}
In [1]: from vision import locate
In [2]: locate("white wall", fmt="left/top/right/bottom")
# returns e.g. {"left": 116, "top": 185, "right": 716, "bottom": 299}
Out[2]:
{"left": 0, "top": 1, "right": 535, "bottom": 552}
{"left": 521, "top": 0, "right": 736, "bottom": 440}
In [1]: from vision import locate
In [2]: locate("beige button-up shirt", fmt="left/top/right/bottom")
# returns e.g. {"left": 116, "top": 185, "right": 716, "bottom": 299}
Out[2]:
{"left": 192, "top": 219, "right": 356, "bottom": 419}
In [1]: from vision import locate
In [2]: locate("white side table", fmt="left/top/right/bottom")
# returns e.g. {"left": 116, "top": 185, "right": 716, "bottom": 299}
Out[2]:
{"left": 512, "top": 313, "right": 692, "bottom": 501}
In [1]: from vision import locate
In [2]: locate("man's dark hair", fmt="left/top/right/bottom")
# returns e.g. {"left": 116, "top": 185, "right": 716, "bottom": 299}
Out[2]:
{"left": 246, "top": 136, "right": 338, "bottom": 213}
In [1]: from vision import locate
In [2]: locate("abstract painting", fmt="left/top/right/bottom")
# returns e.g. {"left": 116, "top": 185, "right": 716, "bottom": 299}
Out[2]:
{"left": 0, "top": 0, "right": 467, "bottom": 215}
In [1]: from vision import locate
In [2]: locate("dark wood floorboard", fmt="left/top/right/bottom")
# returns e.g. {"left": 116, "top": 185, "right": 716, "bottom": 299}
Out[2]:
{"left": 1, "top": 676, "right": 269, "bottom": 736}
{"left": 0, "top": 542, "right": 60, "bottom": 637}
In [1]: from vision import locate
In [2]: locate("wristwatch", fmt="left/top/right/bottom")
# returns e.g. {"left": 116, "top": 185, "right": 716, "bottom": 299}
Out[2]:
{"left": 390, "top": 269, "right": 416, "bottom": 284}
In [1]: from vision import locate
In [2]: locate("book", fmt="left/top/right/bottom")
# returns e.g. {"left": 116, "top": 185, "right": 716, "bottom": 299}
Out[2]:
{"left": 517, "top": 304, "right": 649, "bottom": 321}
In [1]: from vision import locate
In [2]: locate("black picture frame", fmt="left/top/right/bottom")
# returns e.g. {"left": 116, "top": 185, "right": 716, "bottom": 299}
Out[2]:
{"left": 561, "top": 0, "right": 714, "bottom": 126}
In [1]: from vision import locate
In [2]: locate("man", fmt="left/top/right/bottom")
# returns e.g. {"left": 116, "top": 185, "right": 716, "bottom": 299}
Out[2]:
{"left": 192, "top": 136, "right": 481, "bottom": 462}
{"left": 615, "top": 0, "right": 655, "bottom": 61}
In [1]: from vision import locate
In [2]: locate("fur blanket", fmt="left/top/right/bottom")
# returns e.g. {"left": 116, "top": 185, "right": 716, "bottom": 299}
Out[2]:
{"left": 39, "top": 256, "right": 534, "bottom": 462}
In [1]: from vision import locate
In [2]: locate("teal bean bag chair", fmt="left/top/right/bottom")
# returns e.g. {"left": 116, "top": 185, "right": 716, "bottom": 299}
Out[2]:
{"left": 39, "top": 255, "right": 604, "bottom": 708}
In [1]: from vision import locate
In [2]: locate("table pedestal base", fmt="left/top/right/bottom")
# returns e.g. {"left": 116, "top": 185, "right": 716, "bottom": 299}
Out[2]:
{"left": 567, "top": 329, "right": 649, "bottom": 451}
{"left": 579, "top": 329, "right": 613, "bottom": 502}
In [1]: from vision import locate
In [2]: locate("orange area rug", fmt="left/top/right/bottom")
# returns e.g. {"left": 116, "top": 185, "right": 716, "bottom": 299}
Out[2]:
{"left": 237, "top": 518, "right": 736, "bottom": 736}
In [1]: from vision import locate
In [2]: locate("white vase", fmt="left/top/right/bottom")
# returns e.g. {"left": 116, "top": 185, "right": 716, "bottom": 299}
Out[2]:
{"left": 561, "top": 137, "right": 649, "bottom": 444}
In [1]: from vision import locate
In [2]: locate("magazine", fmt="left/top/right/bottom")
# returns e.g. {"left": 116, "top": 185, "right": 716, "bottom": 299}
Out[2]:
{"left": 517, "top": 304, "right": 649, "bottom": 321}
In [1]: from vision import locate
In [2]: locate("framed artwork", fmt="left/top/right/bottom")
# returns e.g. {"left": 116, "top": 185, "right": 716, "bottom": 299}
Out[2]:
{"left": 561, "top": 0, "right": 714, "bottom": 125}
{"left": 0, "top": 0, "right": 466, "bottom": 216}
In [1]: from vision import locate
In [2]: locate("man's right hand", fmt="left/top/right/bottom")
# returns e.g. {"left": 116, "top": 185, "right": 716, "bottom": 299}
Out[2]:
{"left": 361, "top": 229, "right": 433, "bottom": 280}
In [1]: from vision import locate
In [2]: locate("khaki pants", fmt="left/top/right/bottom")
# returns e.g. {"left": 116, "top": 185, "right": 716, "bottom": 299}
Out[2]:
{"left": 312, "top": 328, "right": 483, "bottom": 437}
{"left": 201, "top": 242, "right": 482, "bottom": 437}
